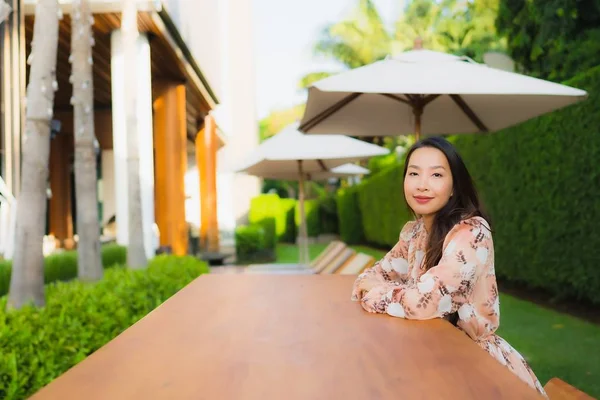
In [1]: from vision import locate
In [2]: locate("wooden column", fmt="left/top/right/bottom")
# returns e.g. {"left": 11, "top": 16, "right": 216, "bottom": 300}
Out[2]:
{"left": 196, "top": 114, "right": 219, "bottom": 253}
{"left": 196, "top": 126, "right": 208, "bottom": 250}
{"left": 49, "top": 133, "right": 74, "bottom": 247}
{"left": 205, "top": 115, "right": 219, "bottom": 253}
{"left": 153, "top": 83, "right": 188, "bottom": 255}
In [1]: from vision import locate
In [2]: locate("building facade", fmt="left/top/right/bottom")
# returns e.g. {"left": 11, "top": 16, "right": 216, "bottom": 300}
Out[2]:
{"left": 0, "top": 0, "right": 260, "bottom": 259}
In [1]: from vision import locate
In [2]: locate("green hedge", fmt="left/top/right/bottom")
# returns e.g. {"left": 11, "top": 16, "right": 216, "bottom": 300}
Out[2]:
{"left": 0, "top": 244, "right": 127, "bottom": 297}
{"left": 249, "top": 194, "right": 296, "bottom": 243}
{"left": 235, "top": 224, "right": 264, "bottom": 263}
{"left": 295, "top": 199, "right": 321, "bottom": 237}
{"left": 357, "top": 163, "right": 413, "bottom": 247}
{"left": 234, "top": 224, "right": 275, "bottom": 264}
{"left": 255, "top": 217, "right": 277, "bottom": 252}
{"left": 336, "top": 187, "right": 365, "bottom": 244}
{"left": 0, "top": 255, "right": 209, "bottom": 400}
{"left": 279, "top": 198, "right": 297, "bottom": 242}
{"left": 453, "top": 66, "right": 600, "bottom": 305}
{"left": 318, "top": 195, "right": 339, "bottom": 235}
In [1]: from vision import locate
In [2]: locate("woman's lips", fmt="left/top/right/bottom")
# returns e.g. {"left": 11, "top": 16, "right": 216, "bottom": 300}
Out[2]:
{"left": 414, "top": 196, "right": 433, "bottom": 204}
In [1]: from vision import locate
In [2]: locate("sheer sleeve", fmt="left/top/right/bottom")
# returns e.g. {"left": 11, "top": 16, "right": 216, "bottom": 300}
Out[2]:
{"left": 360, "top": 218, "right": 493, "bottom": 319}
{"left": 351, "top": 220, "right": 416, "bottom": 301}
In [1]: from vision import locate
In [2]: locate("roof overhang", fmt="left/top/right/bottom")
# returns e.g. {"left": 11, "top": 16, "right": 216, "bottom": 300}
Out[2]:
{"left": 24, "top": 0, "right": 219, "bottom": 109}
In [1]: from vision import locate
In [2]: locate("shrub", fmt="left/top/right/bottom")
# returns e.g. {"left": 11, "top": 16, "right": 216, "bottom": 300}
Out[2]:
{"left": 318, "top": 195, "right": 339, "bottom": 235}
{"left": 453, "top": 66, "right": 600, "bottom": 304}
{"left": 100, "top": 243, "right": 127, "bottom": 267}
{"left": 44, "top": 251, "right": 78, "bottom": 284}
{"left": 279, "top": 198, "right": 297, "bottom": 242}
{"left": 0, "top": 255, "right": 209, "bottom": 400}
{"left": 0, "top": 244, "right": 128, "bottom": 297}
{"left": 255, "top": 217, "right": 277, "bottom": 252}
{"left": 249, "top": 194, "right": 296, "bottom": 243}
{"left": 336, "top": 187, "right": 365, "bottom": 244}
{"left": 295, "top": 199, "right": 321, "bottom": 237}
{"left": 234, "top": 224, "right": 271, "bottom": 263}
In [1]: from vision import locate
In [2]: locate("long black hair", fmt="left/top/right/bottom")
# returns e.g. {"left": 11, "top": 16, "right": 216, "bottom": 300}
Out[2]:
{"left": 403, "top": 136, "right": 491, "bottom": 271}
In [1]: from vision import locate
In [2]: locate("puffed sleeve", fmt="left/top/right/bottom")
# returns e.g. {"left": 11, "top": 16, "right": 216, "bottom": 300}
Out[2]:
{"left": 360, "top": 218, "right": 492, "bottom": 319}
{"left": 351, "top": 220, "right": 416, "bottom": 301}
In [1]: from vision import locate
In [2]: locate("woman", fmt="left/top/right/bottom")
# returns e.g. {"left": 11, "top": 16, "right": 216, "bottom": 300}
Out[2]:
{"left": 351, "top": 137, "right": 546, "bottom": 397}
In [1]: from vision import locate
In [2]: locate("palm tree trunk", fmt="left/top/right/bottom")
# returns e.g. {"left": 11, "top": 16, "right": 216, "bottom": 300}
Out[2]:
{"left": 122, "top": 0, "right": 147, "bottom": 268}
{"left": 72, "top": 0, "right": 102, "bottom": 281}
{"left": 8, "top": 0, "right": 59, "bottom": 309}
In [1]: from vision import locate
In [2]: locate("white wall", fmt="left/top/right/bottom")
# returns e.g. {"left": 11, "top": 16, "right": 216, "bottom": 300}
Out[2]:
{"left": 161, "top": 0, "right": 223, "bottom": 100}
{"left": 216, "top": 0, "right": 261, "bottom": 239}
{"left": 163, "top": 0, "right": 261, "bottom": 247}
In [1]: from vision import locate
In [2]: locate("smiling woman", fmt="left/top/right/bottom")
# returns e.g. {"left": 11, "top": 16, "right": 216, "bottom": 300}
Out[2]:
{"left": 351, "top": 137, "right": 548, "bottom": 398}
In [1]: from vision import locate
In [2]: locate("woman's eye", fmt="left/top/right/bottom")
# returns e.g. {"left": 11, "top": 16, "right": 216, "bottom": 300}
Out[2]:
{"left": 408, "top": 172, "right": 418, "bottom": 176}
{"left": 433, "top": 173, "right": 443, "bottom": 178}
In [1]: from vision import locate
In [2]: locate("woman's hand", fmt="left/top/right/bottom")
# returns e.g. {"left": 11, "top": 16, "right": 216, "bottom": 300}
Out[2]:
{"left": 357, "top": 276, "right": 381, "bottom": 294}
{"left": 352, "top": 275, "right": 381, "bottom": 301}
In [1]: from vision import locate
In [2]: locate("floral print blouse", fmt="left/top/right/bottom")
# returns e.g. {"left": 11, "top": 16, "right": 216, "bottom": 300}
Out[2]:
{"left": 351, "top": 217, "right": 547, "bottom": 397}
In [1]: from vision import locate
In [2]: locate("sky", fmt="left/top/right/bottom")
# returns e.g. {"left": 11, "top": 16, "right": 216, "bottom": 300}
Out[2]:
{"left": 252, "top": 0, "right": 398, "bottom": 120}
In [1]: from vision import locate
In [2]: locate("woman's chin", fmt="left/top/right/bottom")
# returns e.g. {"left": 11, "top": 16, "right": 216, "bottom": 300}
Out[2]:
{"left": 409, "top": 204, "right": 439, "bottom": 217}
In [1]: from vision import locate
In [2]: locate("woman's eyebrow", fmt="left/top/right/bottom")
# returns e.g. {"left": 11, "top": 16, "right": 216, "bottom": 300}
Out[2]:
{"left": 408, "top": 165, "right": 446, "bottom": 170}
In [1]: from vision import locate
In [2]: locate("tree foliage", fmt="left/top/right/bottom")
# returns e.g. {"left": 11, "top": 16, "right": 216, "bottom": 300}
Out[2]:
{"left": 496, "top": 0, "right": 600, "bottom": 81}
{"left": 300, "top": 0, "right": 505, "bottom": 88}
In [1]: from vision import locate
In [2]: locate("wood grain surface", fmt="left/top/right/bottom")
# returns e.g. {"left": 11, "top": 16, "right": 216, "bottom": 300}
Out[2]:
{"left": 30, "top": 274, "right": 542, "bottom": 400}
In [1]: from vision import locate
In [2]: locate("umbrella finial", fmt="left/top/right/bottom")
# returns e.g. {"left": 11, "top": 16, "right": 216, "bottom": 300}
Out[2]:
{"left": 413, "top": 36, "right": 423, "bottom": 50}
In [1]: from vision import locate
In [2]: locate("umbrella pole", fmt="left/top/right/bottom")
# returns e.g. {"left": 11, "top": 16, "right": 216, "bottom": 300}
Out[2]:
{"left": 297, "top": 160, "right": 310, "bottom": 267}
{"left": 414, "top": 106, "right": 422, "bottom": 142}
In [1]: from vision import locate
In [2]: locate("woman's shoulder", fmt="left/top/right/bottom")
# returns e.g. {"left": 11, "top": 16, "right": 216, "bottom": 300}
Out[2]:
{"left": 447, "top": 216, "right": 492, "bottom": 240}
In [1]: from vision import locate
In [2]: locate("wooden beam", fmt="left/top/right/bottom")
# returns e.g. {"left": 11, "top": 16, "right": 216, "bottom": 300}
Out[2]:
{"left": 153, "top": 83, "right": 188, "bottom": 255}
{"left": 49, "top": 134, "right": 74, "bottom": 247}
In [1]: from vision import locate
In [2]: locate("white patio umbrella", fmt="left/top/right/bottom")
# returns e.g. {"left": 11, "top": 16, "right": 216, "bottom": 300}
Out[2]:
{"left": 310, "top": 163, "right": 369, "bottom": 180}
{"left": 258, "top": 163, "right": 370, "bottom": 181}
{"left": 298, "top": 49, "right": 588, "bottom": 140}
{"left": 236, "top": 123, "right": 388, "bottom": 266}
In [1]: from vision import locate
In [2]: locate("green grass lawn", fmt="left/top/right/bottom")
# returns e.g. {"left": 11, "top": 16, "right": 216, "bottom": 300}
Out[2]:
{"left": 276, "top": 243, "right": 600, "bottom": 397}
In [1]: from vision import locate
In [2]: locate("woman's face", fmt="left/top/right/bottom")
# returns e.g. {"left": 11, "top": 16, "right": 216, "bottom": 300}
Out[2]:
{"left": 404, "top": 147, "right": 454, "bottom": 219}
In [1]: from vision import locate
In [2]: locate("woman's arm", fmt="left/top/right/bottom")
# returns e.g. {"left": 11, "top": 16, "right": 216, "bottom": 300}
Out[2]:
{"left": 351, "top": 221, "right": 416, "bottom": 301}
{"left": 360, "top": 219, "right": 493, "bottom": 319}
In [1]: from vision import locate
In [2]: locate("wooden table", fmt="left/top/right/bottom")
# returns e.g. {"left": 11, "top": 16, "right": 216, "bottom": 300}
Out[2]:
{"left": 31, "top": 274, "right": 542, "bottom": 399}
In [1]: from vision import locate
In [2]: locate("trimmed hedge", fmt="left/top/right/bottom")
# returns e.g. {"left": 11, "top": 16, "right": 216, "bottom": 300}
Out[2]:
{"left": 249, "top": 194, "right": 296, "bottom": 243}
{"left": 318, "top": 195, "right": 339, "bottom": 235}
{"left": 279, "top": 198, "right": 297, "bottom": 242}
{"left": 357, "top": 163, "right": 413, "bottom": 247}
{"left": 453, "top": 66, "right": 600, "bottom": 305}
{"left": 0, "top": 244, "right": 127, "bottom": 297}
{"left": 295, "top": 199, "right": 321, "bottom": 237}
{"left": 255, "top": 217, "right": 277, "bottom": 252}
{"left": 336, "top": 187, "right": 364, "bottom": 244}
{"left": 235, "top": 224, "right": 268, "bottom": 263}
{"left": 0, "top": 255, "right": 209, "bottom": 400}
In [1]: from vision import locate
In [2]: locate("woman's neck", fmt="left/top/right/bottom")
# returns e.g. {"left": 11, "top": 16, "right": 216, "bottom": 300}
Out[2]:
{"left": 422, "top": 215, "right": 434, "bottom": 233}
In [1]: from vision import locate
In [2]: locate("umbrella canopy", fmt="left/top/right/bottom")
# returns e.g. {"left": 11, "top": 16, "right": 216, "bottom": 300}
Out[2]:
{"left": 299, "top": 49, "right": 588, "bottom": 139}
{"left": 310, "top": 163, "right": 370, "bottom": 180}
{"left": 237, "top": 123, "right": 388, "bottom": 176}
{"left": 247, "top": 163, "right": 370, "bottom": 181}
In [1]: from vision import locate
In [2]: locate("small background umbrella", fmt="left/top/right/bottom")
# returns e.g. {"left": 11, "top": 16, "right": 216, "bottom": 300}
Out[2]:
{"left": 236, "top": 124, "right": 388, "bottom": 265}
